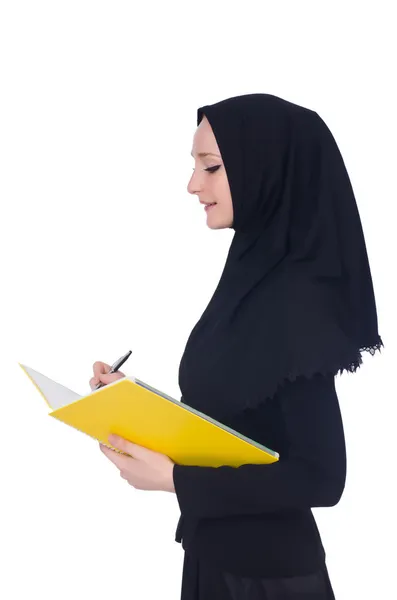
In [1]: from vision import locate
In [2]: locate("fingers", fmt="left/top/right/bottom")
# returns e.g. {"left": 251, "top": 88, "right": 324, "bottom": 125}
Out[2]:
{"left": 90, "top": 361, "right": 126, "bottom": 390}
{"left": 91, "top": 360, "right": 112, "bottom": 388}
{"left": 100, "top": 444, "right": 131, "bottom": 469}
{"left": 93, "top": 361, "right": 112, "bottom": 379}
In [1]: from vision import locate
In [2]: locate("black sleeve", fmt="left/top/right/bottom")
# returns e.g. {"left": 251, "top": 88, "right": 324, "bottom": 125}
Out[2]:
{"left": 172, "top": 373, "right": 347, "bottom": 519}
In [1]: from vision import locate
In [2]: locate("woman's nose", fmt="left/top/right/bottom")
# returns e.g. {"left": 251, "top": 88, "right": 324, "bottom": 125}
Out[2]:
{"left": 187, "top": 170, "right": 203, "bottom": 195}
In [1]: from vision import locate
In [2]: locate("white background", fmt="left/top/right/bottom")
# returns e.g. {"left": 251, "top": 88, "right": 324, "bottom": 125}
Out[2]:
{"left": 0, "top": 2, "right": 395, "bottom": 598}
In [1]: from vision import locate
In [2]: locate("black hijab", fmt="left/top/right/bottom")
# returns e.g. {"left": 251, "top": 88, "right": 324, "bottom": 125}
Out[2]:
{"left": 179, "top": 94, "right": 383, "bottom": 423}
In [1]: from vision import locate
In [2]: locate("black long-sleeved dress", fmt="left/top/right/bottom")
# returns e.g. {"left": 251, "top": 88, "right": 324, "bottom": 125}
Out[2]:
{"left": 172, "top": 372, "right": 346, "bottom": 599}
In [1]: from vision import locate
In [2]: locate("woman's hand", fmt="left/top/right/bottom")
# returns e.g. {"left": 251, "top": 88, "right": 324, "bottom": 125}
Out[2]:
{"left": 91, "top": 362, "right": 176, "bottom": 492}
{"left": 89, "top": 360, "right": 125, "bottom": 390}
{"left": 100, "top": 434, "right": 176, "bottom": 493}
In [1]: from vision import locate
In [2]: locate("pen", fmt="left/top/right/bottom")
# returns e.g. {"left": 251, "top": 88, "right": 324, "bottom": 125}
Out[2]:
{"left": 93, "top": 350, "right": 132, "bottom": 390}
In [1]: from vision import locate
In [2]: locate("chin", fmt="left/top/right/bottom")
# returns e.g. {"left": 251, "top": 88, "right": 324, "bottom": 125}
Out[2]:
{"left": 207, "top": 221, "right": 231, "bottom": 230}
{"left": 206, "top": 214, "right": 233, "bottom": 230}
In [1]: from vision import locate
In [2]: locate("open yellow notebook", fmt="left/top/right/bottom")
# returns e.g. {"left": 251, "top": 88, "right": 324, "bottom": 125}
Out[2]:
{"left": 19, "top": 363, "right": 279, "bottom": 468}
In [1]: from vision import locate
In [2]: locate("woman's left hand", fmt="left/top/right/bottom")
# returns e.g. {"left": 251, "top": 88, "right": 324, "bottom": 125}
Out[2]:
{"left": 100, "top": 434, "right": 176, "bottom": 493}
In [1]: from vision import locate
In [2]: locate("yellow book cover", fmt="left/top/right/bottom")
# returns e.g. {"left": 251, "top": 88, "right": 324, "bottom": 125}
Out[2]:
{"left": 19, "top": 363, "right": 279, "bottom": 468}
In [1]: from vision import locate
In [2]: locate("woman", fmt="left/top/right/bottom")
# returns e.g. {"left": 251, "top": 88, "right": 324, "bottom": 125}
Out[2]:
{"left": 91, "top": 94, "right": 382, "bottom": 599}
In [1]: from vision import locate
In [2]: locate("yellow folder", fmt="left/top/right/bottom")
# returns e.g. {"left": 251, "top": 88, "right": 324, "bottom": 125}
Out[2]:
{"left": 19, "top": 363, "right": 279, "bottom": 468}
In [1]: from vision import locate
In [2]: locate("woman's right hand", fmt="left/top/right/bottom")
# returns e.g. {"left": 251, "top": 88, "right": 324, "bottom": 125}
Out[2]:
{"left": 89, "top": 361, "right": 126, "bottom": 390}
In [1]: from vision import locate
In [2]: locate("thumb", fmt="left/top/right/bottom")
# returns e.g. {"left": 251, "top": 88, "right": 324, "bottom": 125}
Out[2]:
{"left": 109, "top": 434, "right": 147, "bottom": 458}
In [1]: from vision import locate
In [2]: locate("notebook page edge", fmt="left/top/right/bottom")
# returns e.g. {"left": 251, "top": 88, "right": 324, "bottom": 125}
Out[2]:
{"left": 133, "top": 378, "right": 279, "bottom": 459}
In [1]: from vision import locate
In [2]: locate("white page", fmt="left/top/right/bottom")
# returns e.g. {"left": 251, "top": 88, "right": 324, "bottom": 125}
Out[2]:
{"left": 20, "top": 364, "right": 82, "bottom": 410}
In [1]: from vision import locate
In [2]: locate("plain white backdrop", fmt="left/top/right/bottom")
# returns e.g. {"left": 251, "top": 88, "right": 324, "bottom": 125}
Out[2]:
{"left": 0, "top": 1, "right": 395, "bottom": 598}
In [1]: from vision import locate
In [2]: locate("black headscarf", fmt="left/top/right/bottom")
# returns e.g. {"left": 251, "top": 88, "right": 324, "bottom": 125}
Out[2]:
{"left": 179, "top": 94, "right": 383, "bottom": 423}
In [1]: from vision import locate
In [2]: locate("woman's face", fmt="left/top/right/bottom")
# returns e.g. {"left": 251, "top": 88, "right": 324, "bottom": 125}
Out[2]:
{"left": 188, "top": 116, "right": 233, "bottom": 229}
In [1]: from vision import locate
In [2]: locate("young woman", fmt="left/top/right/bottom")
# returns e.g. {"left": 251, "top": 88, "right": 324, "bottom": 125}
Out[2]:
{"left": 91, "top": 94, "right": 382, "bottom": 599}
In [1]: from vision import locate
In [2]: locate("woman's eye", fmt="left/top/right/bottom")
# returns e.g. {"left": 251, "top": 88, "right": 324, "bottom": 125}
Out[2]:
{"left": 204, "top": 165, "right": 221, "bottom": 174}
{"left": 191, "top": 165, "right": 221, "bottom": 174}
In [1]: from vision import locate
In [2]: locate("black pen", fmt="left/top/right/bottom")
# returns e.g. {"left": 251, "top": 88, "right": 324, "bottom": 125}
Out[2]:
{"left": 93, "top": 350, "right": 132, "bottom": 390}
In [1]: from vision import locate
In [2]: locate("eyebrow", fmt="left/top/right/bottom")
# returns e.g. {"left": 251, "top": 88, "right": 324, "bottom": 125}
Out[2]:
{"left": 191, "top": 152, "right": 221, "bottom": 158}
